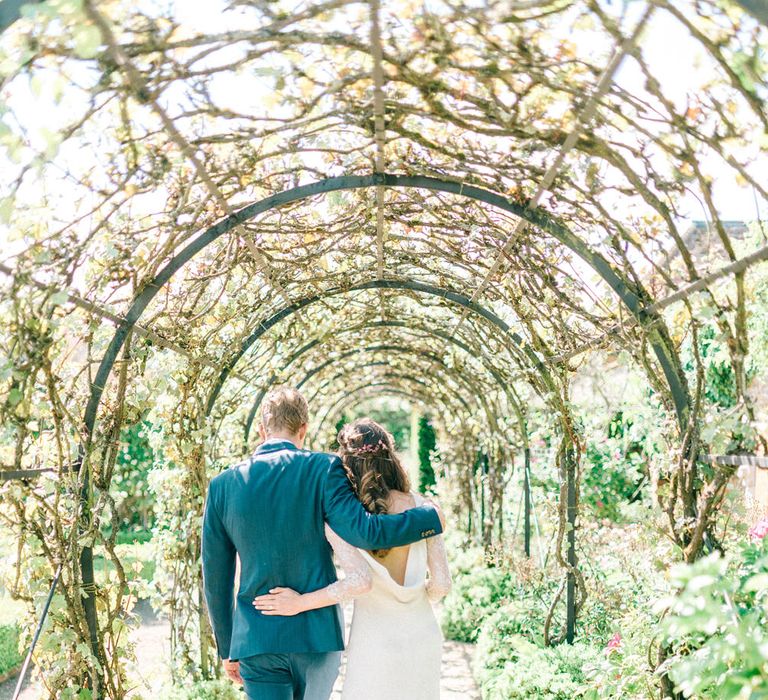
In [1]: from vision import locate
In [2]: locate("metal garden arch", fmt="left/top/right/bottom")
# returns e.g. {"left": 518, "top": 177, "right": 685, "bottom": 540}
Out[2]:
{"left": 73, "top": 173, "right": 691, "bottom": 682}
{"left": 241, "top": 319, "right": 529, "bottom": 446}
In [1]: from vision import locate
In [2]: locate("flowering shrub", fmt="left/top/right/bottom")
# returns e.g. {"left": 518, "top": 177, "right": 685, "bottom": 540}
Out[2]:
{"left": 474, "top": 600, "right": 662, "bottom": 699}
{"left": 581, "top": 413, "right": 649, "bottom": 522}
{"left": 581, "top": 608, "right": 661, "bottom": 699}
{"left": 441, "top": 564, "right": 519, "bottom": 642}
{"left": 440, "top": 541, "right": 557, "bottom": 644}
{"left": 658, "top": 530, "right": 768, "bottom": 699}
{"left": 605, "top": 632, "right": 622, "bottom": 652}
{"left": 748, "top": 517, "right": 768, "bottom": 542}
{"left": 475, "top": 618, "right": 604, "bottom": 700}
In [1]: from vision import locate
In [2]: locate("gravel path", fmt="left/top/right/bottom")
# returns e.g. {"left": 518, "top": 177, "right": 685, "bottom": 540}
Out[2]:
{"left": 0, "top": 601, "right": 480, "bottom": 699}
{"left": 0, "top": 671, "right": 34, "bottom": 700}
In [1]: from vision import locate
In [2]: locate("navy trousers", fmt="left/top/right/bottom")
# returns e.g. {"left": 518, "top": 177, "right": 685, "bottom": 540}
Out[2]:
{"left": 239, "top": 652, "right": 342, "bottom": 700}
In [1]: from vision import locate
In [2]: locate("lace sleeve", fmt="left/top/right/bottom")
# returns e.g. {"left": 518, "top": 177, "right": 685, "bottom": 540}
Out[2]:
{"left": 425, "top": 534, "right": 452, "bottom": 602}
{"left": 325, "top": 525, "right": 373, "bottom": 604}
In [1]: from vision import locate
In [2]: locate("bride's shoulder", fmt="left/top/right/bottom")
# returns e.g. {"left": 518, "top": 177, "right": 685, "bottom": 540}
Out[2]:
{"left": 388, "top": 490, "right": 421, "bottom": 510}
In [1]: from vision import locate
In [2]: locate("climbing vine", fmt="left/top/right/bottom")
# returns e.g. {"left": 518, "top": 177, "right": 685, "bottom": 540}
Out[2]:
{"left": 0, "top": 0, "right": 765, "bottom": 695}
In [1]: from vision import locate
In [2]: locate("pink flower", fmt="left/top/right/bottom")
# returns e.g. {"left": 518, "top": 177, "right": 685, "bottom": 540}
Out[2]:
{"left": 606, "top": 633, "right": 622, "bottom": 653}
{"left": 748, "top": 518, "right": 768, "bottom": 542}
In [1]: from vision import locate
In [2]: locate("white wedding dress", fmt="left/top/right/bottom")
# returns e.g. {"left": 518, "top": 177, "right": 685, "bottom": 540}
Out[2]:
{"left": 325, "top": 494, "right": 452, "bottom": 700}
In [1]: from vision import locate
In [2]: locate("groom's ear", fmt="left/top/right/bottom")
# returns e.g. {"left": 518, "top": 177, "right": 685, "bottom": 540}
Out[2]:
{"left": 297, "top": 423, "right": 308, "bottom": 447}
{"left": 258, "top": 422, "right": 267, "bottom": 442}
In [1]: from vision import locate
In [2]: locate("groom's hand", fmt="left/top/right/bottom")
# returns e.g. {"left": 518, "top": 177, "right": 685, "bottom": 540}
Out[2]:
{"left": 424, "top": 498, "right": 446, "bottom": 532}
{"left": 223, "top": 659, "right": 242, "bottom": 684}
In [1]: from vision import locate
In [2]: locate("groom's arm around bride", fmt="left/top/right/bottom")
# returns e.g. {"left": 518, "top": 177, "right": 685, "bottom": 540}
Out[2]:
{"left": 321, "top": 452, "right": 444, "bottom": 549}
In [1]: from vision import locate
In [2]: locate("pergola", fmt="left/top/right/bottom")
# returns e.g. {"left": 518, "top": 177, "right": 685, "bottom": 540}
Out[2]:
{"left": 0, "top": 1, "right": 766, "bottom": 697}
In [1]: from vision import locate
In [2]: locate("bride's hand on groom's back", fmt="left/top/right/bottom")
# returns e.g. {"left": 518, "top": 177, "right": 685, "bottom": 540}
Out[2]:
{"left": 253, "top": 587, "right": 305, "bottom": 616}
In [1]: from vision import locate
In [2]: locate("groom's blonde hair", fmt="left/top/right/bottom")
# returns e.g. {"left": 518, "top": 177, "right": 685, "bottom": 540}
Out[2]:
{"left": 261, "top": 387, "right": 309, "bottom": 435}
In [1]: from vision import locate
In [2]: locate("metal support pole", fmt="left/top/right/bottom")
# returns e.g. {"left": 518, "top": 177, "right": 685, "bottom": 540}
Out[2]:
{"left": 512, "top": 473, "right": 524, "bottom": 545}
{"left": 565, "top": 448, "right": 577, "bottom": 644}
{"left": 531, "top": 489, "right": 546, "bottom": 569}
{"left": 524, "top": 447, "right": 531, "bottom": 558}
{"left": 78, "top": 456, "right": 101, "bottom": 696}
{"left": 479, "top": 452, "right": 485, "bottom": 540}
{"left": 12, "top": 566, "right": 61, "bottom": 700}
{"left": 481, "top": 452, "right": 490, "bottom": 547}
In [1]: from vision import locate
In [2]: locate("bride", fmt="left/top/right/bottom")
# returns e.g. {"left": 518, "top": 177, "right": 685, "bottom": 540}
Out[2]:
{"left": 253, "top": 417, "right": 452, "bottom": 699}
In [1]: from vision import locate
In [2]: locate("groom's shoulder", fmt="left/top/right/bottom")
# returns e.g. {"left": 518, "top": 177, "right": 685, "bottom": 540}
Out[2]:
{"left": 210, "top": 455, "right": 257, "bottom": 483}
{"left": 208, "top": 461, "right": 243, "bottom": 488}
{"left": 301, "top": 449, "right": 343, "bottom": 471}
{"left": 211, "top": 450, "right": 341, "bottom": 479}
{"left": 286, "top": 447, "right": 340, "bottom": 465}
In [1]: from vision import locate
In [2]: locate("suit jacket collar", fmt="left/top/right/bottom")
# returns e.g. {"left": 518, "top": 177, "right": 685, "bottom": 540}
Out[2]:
{"left": 254, "top": 438, "right": 299, "bottom": 455}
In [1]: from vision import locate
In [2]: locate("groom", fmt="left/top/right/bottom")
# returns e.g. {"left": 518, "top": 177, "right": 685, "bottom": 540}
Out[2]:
{"left": 202, "top": 387, "right": 445, "bottom": 700}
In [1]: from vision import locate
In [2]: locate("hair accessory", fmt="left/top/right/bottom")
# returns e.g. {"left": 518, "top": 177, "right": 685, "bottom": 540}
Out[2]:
{"left": 351, "top": 439, "right": 386, "bottom": 456}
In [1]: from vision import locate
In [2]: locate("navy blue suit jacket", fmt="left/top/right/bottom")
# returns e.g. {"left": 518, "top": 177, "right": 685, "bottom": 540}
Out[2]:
{"left": 201, "top": 439, "right": 443, "bottom": 660}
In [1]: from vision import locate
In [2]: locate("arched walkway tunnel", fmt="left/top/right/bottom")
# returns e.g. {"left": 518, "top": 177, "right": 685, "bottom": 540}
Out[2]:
{"left": 0, "top": 1, "right": 766, "bottom": 698}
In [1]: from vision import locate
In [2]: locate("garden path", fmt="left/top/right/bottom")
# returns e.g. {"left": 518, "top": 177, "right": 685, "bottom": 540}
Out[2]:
{"left": 0, "top": 600, "right": 480, "bottom": 699}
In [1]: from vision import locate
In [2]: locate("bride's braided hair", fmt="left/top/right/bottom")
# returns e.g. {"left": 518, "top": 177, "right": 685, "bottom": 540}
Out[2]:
{"left": 337, "top": 418, "right": 412, "bottom": 558}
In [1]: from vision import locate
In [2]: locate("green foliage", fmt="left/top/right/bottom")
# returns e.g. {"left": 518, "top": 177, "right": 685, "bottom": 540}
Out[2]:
{"left": 114, "top": 421, "right": 158, "bottom": 531}
{"left": 581, "top": 611, "right": 661, "bottom": 699}
{"left": 163, "top": 679, "right": 240, "bottom": 700}
{"left": 0, "top": 597, "right": 24, "bottom": 628}
{"left": 417, "top": 414, "right": 437, "bottom": 492}
{"left": 690, "top": 324, "right": 740, "bottom": 409}
{"left": 441, "top": 564, "right": 518, "bottom": 643}
{"left": 329, "top": 414, "right": 349, "bottom": 450}
{"left": 442, "top": 520, "right": 670, "bottom": 698}
{"left": 473, "top": 579, "right": 661, "bottom": 699}
{"left": 148, "top": 457, "right": 214, "bottom": 680}
{"left": 658, "top": 533, "right": 768, "bottom": 699}
{"left": 681, "top": 323, "right": 757, "bottom": 452}
{"left": 476, "top": 622, "right": 603, "bottom": 700}
{"left": 115, "top": 527, "right": 154, "bottom": 545}
{"left": 93, "top": 541, "right": 156, "bottom": 591}
{"left": 0, "top": 623, "right": 22, "bottom": 677}
{"left": 441, "top": 542, "right": 555, "bottom": 644}
{"left": 359, "top": 401, "right": 411, "bottom": 450}
{"left": 747, "top": 266, "right": 768, "bottom": 371}
{"left": 582, "top": 412, "right": 647, "bottom": 521}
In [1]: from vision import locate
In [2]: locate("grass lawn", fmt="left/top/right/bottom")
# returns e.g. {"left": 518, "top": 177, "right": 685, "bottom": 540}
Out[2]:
{"left": 0, "top": 598, "right": 25, "bottom": 678}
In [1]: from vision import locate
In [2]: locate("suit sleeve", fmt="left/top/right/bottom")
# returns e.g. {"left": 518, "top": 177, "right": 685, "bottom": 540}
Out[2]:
{"left": 201, "top": 479, "right": 237, "bottom": 659}
{"left": 322, "top": 458, "right": 443, "bottom": 550}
